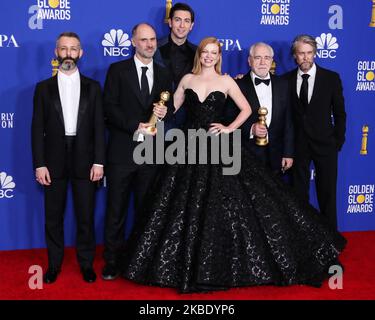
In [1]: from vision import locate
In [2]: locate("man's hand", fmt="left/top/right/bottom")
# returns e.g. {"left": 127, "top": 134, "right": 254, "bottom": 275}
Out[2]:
{"left": 90, "top": 165, "right": 104, "bottom": 182}
{"left": 137, "top": 122, "right": 157, "bottom": 136}
{"left": 234, "top": 73, "right": 244, "bottom": 80}
{"left": 252, "top": 123, "right": 268, "bottom": 138}
{"left": 35, "top": 166, "right": 51, "bottom": 186}
{"left": 281, "top": 158, "right": 293, "bottom": 173}
{"left": 153, "top": 103, "right": 167, "bottom": 120}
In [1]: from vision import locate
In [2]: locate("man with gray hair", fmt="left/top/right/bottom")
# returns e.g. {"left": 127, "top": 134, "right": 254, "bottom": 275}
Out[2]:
{"left": 227, "top": 42, "right": 294, "bottom": 174}
{"left": 284, "top": 34, "right": 346, "bottom": 230}
{"left": 102, "top": 23, "right": 173, "bottom": 281}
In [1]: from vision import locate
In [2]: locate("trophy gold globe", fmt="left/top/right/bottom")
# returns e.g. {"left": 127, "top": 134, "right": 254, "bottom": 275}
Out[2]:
{"left": 148, "top": 91, "right": 170, "bottom": 133}
{"left": 255, "top": 107, "right": 269, "bottom": 146}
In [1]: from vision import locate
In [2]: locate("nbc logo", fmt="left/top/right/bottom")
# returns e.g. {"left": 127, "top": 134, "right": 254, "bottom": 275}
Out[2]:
{"left": 315, "top": 33, "right": 339, "bottom": 59}
{"left": 356, "top": 60, "right": 375, "bottom": 91}
{"left": 0, "top": 172, "right": 16, "bottom": 199}
{"left": 102, "top": 29, "right": 132, "bottom": 57}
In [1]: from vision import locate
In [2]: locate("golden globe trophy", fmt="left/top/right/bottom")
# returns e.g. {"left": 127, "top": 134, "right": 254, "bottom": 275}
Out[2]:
{"left": 165, "top": 0, "right": 173, "bottom": 23}
{"left": 255, "top": 107, "right": 268, "bottom": 146}
{"left": 51, "top": 58, "right": 59, "bottom": 76}
{"left": 360, "top": 125, "right": 369, "bottom": 155}
{"left": 370, "top": 0, "right": 375, "bottom": 27}
{"left": 270, "top": 61, "right": 276, "bottom": 75}
{"left": 148, "top": 91, "right": 170, "bottom": 132}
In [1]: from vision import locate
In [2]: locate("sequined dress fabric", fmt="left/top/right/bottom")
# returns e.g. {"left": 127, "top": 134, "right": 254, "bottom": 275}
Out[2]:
{"left": 121, "top": 89, "right": 346, "bottom": 293}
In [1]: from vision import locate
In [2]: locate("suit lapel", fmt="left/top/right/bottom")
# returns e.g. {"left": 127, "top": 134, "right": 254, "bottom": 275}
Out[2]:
{"left": 291, "top": 69, "right": 305, "bottom": 112}
{"left": 269, "top": 75, "right": 279, "bottom": 129}
{"left": 309, "top": 65, "right": 322, "bottom": 106}
{"left": 147, "top": 62, "right": 160, "bottom": 108}
{"left": 50, "top": 76, "right": 65, "bottom": 129}
{"left": 127, "top": 59, "right": 145, "bottom": 108}
{"left": 76, "top": 75, "right": 89, "bottom": 133}
{"left": 243, "top": 72, "right": 261, "bottom": 112}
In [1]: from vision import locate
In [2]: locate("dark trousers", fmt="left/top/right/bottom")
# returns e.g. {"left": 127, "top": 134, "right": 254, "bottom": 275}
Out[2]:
{"left": 292, "top": 143, "right": 338, "bottom": 230}
{"left": 103, "top": 163, "right": 157, "bottom": 265}
{"left": 44, "top": 136, "right": 96, "bottom": 270}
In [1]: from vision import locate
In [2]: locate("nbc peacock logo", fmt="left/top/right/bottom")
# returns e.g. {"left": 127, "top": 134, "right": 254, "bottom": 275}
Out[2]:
{"left": 102, "top": 29, "right": 132, "bottom": 57}
{"left": 0, "top": 172, "right": 16, "bottom": 199}
{"left": 315, "top": 33, "right": 339, "bottom": 59}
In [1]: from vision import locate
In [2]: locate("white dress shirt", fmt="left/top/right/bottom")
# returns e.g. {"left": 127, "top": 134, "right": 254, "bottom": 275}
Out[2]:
{"left": 297, "top": 63, "right": 316, "bottom": 104}
{"left": 57, "top": 69, "right": 103, "bottom": 168}
{"left": 58, "top": 69, "right": 80, "bottom": 136}
{"left": 134, "top": 56, "right": 155, "bottom": 142}
{"left": 134, "top": 55, "right": 154, "bottom": 93}
{"left": 250, "top": 72, "right": 272, "bottom": 139}
{"left": 251, "top": 71, "right": 273, "bottom": 127}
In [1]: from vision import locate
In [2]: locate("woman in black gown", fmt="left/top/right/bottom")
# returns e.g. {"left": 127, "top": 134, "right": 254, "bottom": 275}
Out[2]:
{"left": 121, "top": 37, "right": 346, "bottom": 293}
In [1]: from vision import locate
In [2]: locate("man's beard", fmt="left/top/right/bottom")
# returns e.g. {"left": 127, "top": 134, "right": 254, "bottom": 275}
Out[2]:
{"left": 57, "top": 56, "right": 79, "bottom": 71}
{"left": 298, "top": 61, "right": 313, "bottom": 72}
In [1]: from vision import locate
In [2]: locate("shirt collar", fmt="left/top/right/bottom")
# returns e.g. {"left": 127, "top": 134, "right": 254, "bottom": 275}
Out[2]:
{"left": 134, "top": 55, "right": 153, "bottom": 72}
{"left": 169, "top": 34, "right": 188, "bottom": 51}
{"left": 298, "top": 63, "right": 316, "bottom": 78}
{"left": 251, "top": 71, "right": 271, "bottom": 82}
{"left": 58, "top": 68, "right": 80, "bottom": 82}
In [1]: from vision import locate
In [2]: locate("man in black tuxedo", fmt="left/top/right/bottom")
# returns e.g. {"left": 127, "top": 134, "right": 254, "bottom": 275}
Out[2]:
{"left": 284, "top": 34, "right": 346, "bottom": 230}
{"left": 228, "top": 42, "right": 294, "bottom": 174}
{"left": 155, "top": 2, "right": 196, "bottom": 89}
{"left": 154, "top": 2, "right": 196, "bottom": 129}
{"left": 32, "top": 32, "right": 105, "bottom": 284}
{"left": 102, "top": 23, "right": 173, "bottom": 280}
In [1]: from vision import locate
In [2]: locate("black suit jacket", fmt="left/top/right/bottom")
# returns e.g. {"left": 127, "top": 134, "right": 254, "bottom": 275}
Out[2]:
{"left": 154, "top": 36, "right": 196, "bottom": 88}
{"left": 31, "top": 74, "right": 106, "bottom": 179}
{"left": 103, "top": 58, "right": 173, "bottom": 165}
{"left": 226, "top": 72, "right": 294, "bottom": 171}
{"left": 283, "top": 64, "right": 346, "bottom": 155}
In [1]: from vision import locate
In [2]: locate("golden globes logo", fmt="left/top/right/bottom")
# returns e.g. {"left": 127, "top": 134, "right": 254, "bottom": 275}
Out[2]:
{"left": 356, "top": 61, "right": 375, "bottom": 91}
{"left": 360, "top": 125, "right": 369, "bottom": 155}
{"left": 35, "top": 0, "right": 71, "bottom": 20}
{"left": 347, "top": 184, "right": 374, "bottom": 213}
{"left": 260, "top": 0, "right": 290, "bottom": 25}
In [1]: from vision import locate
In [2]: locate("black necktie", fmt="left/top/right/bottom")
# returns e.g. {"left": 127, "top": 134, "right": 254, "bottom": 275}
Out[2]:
{"left": 254, "top": 77, "right": 270, "bottom": 86}
{"left": 140, "top": 66, "right": 150, "bottom": 105}
{"left": 300, "top": 73, "right": 310, "bottom": 106}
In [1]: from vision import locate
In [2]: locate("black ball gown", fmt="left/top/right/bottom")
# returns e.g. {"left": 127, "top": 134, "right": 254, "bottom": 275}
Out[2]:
{"left": 120, "top": 88, "right": 346, "bottom": 293}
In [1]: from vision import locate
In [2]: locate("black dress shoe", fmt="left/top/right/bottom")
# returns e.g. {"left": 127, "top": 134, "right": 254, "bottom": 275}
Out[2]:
{"left": 43, "top": 268, "right": 60, "bottom": 284}
{"left": 102, "top": 264, "right": 119, "bottom": 280}
{"left": 81, "top": 267, "right": 97, "bottom": 283}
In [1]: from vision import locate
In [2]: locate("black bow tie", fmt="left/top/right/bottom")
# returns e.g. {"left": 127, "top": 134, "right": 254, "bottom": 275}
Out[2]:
{"left": 254, "top": 77, "right": 270, "bottom": 86}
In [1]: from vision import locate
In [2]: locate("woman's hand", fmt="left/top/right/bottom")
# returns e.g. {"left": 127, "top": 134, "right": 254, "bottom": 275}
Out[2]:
{"left": 209, "top": 123, "right": 234, "bottom": 135}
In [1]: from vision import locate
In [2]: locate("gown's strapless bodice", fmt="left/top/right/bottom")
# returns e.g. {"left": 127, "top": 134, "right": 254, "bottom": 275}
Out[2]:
{"left": 183, "top": 88, "right": 227, "bottom": 130}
